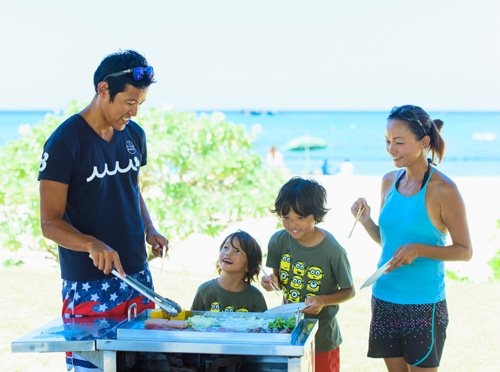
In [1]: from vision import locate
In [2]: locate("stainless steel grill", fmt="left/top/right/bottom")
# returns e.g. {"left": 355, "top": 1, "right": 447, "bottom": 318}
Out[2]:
{"left": 12, "top": 309, "right": 318, "bottom": 372}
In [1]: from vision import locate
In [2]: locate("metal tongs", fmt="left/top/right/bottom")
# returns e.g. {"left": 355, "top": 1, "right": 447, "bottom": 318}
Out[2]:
{"left": 110, "top": 269, "right": 182, "bottom": 317}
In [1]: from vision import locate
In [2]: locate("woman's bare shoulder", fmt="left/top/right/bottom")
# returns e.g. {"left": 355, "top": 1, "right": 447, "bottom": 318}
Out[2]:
{"left": 379, "top": 171, "right": 399, "bottom": 200}
{"left": 382, "top": 170, "right": 399, "bottom": 187}
{"left": 429, "top": 168, "right": 460, "bottom": 197}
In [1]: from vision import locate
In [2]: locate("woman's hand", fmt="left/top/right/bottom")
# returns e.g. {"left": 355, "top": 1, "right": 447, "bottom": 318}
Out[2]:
{"left": 386, "top": 243, "right": 421, "bottom": 273}
{"left": 351, "top": 197, "right": 371, "bottom": 223}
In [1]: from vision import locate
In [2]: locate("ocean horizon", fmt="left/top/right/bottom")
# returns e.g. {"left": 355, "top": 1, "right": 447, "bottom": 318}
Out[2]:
{"left": 1, "top": 109, "right": 500, "bottom": 177}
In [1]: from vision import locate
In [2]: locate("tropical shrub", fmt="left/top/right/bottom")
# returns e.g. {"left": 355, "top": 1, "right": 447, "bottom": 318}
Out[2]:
{"left": 0, "top": 101, "right": 85, "bottom": 262}
{"left": 136, "top": 108, "right": 285, "bottom": 249}
{"left": 0, "top": 102, "right": 285, "bottom": 263}
{"left": 488, "top": 218, "right": 500, "bottom": 280}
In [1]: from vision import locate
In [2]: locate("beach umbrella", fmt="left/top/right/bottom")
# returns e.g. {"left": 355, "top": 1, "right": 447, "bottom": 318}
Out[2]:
{"left": 282, "top": 135, "right": 328, "bottom": 174}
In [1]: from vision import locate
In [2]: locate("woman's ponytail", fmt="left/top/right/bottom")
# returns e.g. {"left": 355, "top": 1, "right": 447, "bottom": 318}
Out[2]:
{"left": 427, "top": 119, "right": 445, "bottom": 164}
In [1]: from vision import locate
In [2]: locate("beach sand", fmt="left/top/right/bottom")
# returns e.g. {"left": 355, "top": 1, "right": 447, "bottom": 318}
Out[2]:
{"left": 158, "top": 174, "right": 500, "bottom": 283}
{"left": 5, "top": 174, "right": 498, "bottom": 283}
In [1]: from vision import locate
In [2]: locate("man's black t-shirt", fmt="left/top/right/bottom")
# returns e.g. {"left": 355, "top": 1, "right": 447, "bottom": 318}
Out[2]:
{"left": 38, "top": 114, "right": 149, "bottom": 281}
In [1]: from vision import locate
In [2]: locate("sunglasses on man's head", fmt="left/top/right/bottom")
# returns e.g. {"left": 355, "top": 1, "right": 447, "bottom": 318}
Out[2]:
{"left": 102, "top": 66, "right": 154, "bottom": 82}
{"left": 388, "top": 106, "right": 427, "bottom": 135}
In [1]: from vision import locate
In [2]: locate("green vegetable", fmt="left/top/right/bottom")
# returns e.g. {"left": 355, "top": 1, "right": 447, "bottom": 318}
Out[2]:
{"left": 269, "top": 316, "right": 295, "bottom": 331}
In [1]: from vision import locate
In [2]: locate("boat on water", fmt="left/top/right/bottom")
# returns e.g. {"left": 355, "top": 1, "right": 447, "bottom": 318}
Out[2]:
{"left": 241, "top": 109, "right": 279, "bottom": 116}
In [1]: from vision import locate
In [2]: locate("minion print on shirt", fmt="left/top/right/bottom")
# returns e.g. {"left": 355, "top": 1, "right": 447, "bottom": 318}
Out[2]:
{"left": 289, "top": 289, "right": 301, "bottom": 302}
{"left": 210, "top": 300, "right": 249, "bottom": 312}
{"left": 307, "top": 266, "right": 324, "bottom": 281}
{"left": 291, "top": 276, "right": 304, "bottom": 290}
{"left": 293, "top": 261, "right": 306, "bottom": 276}
{"left": 191, "top": 279, "right": 267, "bottom": 313}
{"left": 306, "top": 266, "right": 323, "bottom": 293}
{"left": 307, "top": 280, "right": 320, "bottom": 292}
{"left": 281, "top": 270, "right": 289, "bottom": 285}
{"left": 279, "top": 253, "right": 325, "bottom": 302}
{"left": 280, "top": 254, "right": 291, "bottom": 271}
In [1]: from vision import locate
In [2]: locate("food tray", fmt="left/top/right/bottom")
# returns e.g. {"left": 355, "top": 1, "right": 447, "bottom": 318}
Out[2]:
{"left": 117, "top": 310, "right": 302, "bottom": 344}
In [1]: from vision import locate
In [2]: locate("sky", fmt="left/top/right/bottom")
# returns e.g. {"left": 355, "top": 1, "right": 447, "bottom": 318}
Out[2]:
{"left": 2, "top": 0, "right": 499, "bottom": 112}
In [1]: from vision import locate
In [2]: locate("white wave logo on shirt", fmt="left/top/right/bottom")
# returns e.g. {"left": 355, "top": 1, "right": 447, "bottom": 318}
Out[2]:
{"left": 86, "top": 156, "right": 141, "bottom": 182}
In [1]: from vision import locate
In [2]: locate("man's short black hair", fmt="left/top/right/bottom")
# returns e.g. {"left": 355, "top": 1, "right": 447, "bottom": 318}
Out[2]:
{"left": 93, "top": 50, "right": 155, "bottom": 101}
{"left": 271, "top": 176, "right": 329, "bottom": 223}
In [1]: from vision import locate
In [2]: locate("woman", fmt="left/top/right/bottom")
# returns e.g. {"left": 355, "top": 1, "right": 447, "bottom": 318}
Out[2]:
{"left": 351, "top": 105, "right": 472, "bottom": 371}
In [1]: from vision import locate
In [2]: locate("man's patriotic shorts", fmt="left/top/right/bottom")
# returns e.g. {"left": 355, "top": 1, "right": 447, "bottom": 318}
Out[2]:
{"left": 61, "top": 268, "right": 155, "bottom": 371}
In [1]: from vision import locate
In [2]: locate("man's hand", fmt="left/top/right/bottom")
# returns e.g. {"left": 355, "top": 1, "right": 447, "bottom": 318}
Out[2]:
{"left": 88, "top": 243, "right": 125, "bottom": 277}
{"left": 146, "top": 228, "right": 169, "bottom": 258}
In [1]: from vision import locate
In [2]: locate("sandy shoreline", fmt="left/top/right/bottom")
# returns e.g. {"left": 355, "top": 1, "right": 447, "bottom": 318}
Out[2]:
{"left": 159, "top": 174, "right": 500, "bottom": 283}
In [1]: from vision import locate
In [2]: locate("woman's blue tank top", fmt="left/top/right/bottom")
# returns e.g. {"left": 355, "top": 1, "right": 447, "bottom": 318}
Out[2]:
{"left": 373, "top": 168, "right": 447, "bottom": 304}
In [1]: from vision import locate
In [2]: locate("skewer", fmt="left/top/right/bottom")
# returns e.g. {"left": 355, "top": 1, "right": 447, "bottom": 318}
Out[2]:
{"left": 348, "top": 207, "right": 365, "bottom": 239}
{"left": 259, "top": 264, "right": 285, "bottom": 298}
{"left": 161, "top": 246, "right": 166, "bottom": 273}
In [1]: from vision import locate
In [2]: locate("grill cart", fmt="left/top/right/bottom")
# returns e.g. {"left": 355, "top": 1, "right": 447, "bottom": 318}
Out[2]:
{"left": 12, "top": 307, "right": 318, "bottom": 372}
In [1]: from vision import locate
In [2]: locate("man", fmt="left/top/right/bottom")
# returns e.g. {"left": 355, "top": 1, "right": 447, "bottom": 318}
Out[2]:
{"left": 38, "top": 50, "right": 168, "bottom": 371}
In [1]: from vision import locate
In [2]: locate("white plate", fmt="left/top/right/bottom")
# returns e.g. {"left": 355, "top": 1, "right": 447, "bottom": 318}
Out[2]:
{"left": 265, "top": 302, "right": 311, "bottom": 313}
{"left": 360, "top": 261, "right": 391, "bottom": 289}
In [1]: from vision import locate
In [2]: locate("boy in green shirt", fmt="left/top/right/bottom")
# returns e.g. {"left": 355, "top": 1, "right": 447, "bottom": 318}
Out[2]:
{"left": 192, "top": 230, "right": 267, "bottom": 313}
{"left": 262, "top": 177, "right": 355, "bottom": 372}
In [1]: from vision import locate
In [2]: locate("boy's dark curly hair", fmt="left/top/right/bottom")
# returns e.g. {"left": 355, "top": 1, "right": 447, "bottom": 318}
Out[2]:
{"left": 271, "top": 176, "right": 329, "bottom": 223}
{"left": 216, "top": 230, "right": 262, "bottom": 284}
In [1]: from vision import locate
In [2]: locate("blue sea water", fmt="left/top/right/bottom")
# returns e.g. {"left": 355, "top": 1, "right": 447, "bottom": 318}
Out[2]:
{"left": 222, "top": 110, "right": 500, "bottom": 177}
{"left": 1, "top": 110, "right": 500, "bottom": 177}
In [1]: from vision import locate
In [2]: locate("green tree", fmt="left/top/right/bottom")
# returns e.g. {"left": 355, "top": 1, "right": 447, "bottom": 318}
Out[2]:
{"left": 136, "top": 108, "right": 285, "bottom": 256}
{"left": 488, "top": 218, "right": 500, "bottom": 280}
{"left": 0, "top": 101, "right": 86, "bottom": 262}
{"left": 0, "top": 103, "right": 285, "bottom": 264}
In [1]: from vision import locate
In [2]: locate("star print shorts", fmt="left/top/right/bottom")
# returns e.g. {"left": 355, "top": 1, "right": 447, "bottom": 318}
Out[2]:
{"left": 62, "top": 268, "right": 155, "bottom": 372}
{"left": 368, "top": 296, "right": 449, "bottom": 368}
{"left": 61, "top": 268, "right": 155, "bottom": 318}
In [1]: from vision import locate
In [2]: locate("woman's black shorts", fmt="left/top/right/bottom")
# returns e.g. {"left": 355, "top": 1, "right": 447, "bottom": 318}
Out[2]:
{"left": 368, "top": 296, "right": 449, "bottom": 368}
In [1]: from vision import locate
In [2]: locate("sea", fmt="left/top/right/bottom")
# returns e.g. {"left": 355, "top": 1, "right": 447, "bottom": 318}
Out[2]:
{"left": 2, "top": 110, "right": 500, "bottom": 177}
